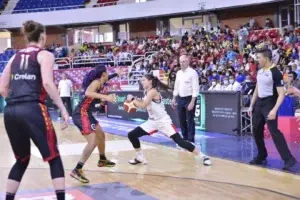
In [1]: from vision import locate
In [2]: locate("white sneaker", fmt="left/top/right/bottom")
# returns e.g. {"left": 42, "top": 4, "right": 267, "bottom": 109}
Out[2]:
{"left": 129, "top": 156, "right": 147, "bottom": 165}
{"left": 202, "top": 156, "right": 212, "bottom": 166}
{"left": 57, "top": 117, "right": 61, "bottom": 121}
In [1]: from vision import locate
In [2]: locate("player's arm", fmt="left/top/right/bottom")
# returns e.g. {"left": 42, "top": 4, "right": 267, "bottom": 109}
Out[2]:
{"left": 108, "top": 68, "right": 123, "bottom": 81}
{"left": 272, "top": 69, "right": 285, "bottom": 112}
{"left": 132, "top": 89, "right": 157, "bottom": 109}
{"left": 0, "top": 55, "right": 14, "bottom": 97}
{"left": 85, "top": 80, "right": 111, "bottom": 101}
{"left": 39, "top": 51, "right": 68, "bottom": 114}
{"left": 249, "top": 84, "right": 258, "bottom": 108}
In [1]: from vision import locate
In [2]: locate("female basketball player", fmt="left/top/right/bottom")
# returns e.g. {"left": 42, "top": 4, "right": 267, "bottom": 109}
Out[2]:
{"left": 71, "top": 65, "right": 121, "bottom": 183}
{"left": 0, "top": 20, "right": 68, "bottom": 200}
{"left": 125, "top": 74, "right": 212, "bottom": 166}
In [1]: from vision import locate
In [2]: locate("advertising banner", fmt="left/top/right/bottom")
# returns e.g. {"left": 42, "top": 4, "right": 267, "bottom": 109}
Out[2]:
{"left": 203, "top": 91, "right": 241, "bottom": 135}
{"left": 107, "top": 91, "right": 241, "bottom": 135}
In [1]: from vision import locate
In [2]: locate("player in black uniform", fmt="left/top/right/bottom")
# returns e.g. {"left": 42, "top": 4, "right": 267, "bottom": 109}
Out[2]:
{"left": 0, "top": 21, "right": 69, "bottom": 200}
{"left": 71, "top": 65, "right": 122, "bottom": 183}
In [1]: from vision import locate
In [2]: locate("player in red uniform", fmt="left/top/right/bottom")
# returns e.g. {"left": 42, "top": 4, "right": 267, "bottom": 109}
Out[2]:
{"left": 71, "top": 65, "right": 122, "bottom": 183}
{"left": 0, "top": 20, "right": 69, "bottom": 200}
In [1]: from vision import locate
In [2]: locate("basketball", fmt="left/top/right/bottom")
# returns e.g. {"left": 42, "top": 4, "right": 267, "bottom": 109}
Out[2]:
{"left": 123, "top": 100, "right": 137, "bottom": 113}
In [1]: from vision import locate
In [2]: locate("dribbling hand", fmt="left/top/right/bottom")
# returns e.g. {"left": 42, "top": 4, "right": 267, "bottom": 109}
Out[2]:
{"left": 106, "top": 94, "right": 117, "bottom": 103}
{"left": 61, "top": 109, "right": 69, "bottom": 130}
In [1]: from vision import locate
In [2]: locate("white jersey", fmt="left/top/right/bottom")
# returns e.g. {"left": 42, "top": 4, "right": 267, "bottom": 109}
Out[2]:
{"left": 144, "top": 91, "right": 168, "bottom": 120}
{"left": 140, "top": 90, "right": 177, "bottom": 137}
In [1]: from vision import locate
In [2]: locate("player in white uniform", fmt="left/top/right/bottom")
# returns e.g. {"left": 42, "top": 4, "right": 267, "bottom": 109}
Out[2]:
{"left": 125, "top": 74, "right": 211, "bottom": 166}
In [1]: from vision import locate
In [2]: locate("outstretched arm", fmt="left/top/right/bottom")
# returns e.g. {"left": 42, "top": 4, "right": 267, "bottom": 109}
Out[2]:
{"left": 130, "top": 89, "right": 157, "bottom": 109}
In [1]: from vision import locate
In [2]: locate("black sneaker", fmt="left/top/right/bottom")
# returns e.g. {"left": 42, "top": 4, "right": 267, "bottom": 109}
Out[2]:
{"left": 249, "top": 156, "right": 267, "bottom": 165}
{"left": 282, "top": 157, "right": 297, "bottom": 170}
{"left": 70, "top": 169, "right": 89, "bottom": 183}
{"left": 98, "top": 159, "right": 116, "bottom": 167}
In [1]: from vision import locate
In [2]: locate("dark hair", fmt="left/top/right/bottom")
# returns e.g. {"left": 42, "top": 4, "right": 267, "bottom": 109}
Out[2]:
{"left": 144, "top": 74, "right": 170, "bottom": 93}
{"left": 82, "top": 65, "right": 107, "bottom": 92}
{"left": 256, "top": 48, "right": 272, "bottom": 61}
{"left": 22, "top": 20, "right": 45, "bottom": 43}
{"left": 288, "top": 71, "right": 297, "bottom": 80}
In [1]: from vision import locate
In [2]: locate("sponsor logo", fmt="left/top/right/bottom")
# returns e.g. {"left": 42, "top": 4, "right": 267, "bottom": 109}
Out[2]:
{"left": 12, "top": 73, "right": 36, "bottom": 80}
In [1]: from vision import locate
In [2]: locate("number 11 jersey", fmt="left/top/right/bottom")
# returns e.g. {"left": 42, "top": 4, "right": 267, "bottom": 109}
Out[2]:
{"left": 6, "top": 45, "right": 47, "bottom": 105}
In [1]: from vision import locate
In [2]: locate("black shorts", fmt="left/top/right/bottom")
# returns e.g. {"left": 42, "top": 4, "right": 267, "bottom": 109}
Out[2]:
{"left": 4, "top": 102, "right": 60, "bottom": 163}
{"left": 72, "top": 111, "right": 98, "bottom": 135}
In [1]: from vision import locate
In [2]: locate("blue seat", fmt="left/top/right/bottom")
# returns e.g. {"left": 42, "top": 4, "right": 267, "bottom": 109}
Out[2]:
{"left": 13, "top": 0, "right": 86, "bottom": 13}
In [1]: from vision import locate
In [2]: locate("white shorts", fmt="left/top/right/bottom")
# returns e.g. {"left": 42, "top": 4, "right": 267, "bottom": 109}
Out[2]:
{"left": 140, "top": 116, "right": 177, "bottom": 137}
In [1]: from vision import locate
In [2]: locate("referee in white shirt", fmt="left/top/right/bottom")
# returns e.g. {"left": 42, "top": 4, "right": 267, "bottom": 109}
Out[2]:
{"left": 248, "top": 48, "right": 296, "bottom": 170}
{"left": 172, "top": 55, "right": 199, "bottom": 143}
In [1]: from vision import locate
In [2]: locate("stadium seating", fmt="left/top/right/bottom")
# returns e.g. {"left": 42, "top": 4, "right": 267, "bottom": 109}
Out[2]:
{"left": 0, "top": 49, "right": 17, "bottom": 72}
{"left": 13, "top": 0, "right": 86, "bottom": 13}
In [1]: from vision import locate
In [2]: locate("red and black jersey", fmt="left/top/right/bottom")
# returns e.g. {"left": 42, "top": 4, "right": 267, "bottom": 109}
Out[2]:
{"left": 6, "top": 45, "right": 46, "bottom": 105}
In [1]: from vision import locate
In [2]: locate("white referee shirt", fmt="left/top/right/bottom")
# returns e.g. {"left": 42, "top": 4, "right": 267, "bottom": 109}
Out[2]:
{"left": 173, "top": 67, "right": 199, "bottom": 97}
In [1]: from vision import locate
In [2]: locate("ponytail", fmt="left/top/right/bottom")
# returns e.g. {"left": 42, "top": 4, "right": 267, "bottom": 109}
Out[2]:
{"left": 144, "top": 74, "right": 171, "bottom": 93}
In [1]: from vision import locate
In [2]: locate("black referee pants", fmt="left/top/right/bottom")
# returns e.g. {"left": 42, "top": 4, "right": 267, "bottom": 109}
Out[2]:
{"left": 252, "top": 97, "right": 293, "bottom": 162}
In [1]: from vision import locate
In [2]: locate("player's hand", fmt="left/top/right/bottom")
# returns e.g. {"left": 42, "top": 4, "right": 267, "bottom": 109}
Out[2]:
{"left": 171, "top": 98, "right": 177, "bottom": 109}
{"left": 106, "top": 94, "right": 117, "bottom": 103}
{"left": 267, "top": 109, "right": 277, "bottom": 120}
{"left": 61, "top": 109, "right": 69, "bottom": 130}
{"left": 127, "top": 94, "right": 134, "bottom": 101}
{"left": 116, "top": 68, "right": 124, "bottom": 77}
{"left": 247, "top": 106, "right": 253, "bottom": 117}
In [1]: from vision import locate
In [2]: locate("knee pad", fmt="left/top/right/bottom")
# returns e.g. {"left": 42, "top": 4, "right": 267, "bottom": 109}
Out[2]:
{"left": 8, "top": 158, "right": 30, "bottom": 182}
{"left": 128, "top": 127, "right": 148, "bottom": 149}
{"left": 49, "top": 157, "right": 65, "bottom": 179}
{"left": 171, "top": 133, "right": 195, "bottom": 152}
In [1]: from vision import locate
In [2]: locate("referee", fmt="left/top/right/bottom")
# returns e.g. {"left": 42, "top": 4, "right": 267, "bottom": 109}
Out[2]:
{"left": 248, "top": 48, "right": 296, "bottom": 170}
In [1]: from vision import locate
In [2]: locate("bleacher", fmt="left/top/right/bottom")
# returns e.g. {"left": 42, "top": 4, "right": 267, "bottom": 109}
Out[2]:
{"left": 13, "top": 0, "right": 86, "bottom": 13}
{"left": 0, "top": 49, "right": 16, "bottom": 72}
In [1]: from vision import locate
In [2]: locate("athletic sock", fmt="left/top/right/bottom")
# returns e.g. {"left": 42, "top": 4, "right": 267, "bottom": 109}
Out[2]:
{"left": 6, "top": 192, "right": 15, "bottom": 200}
{"left": 136, "top": 151, "right": 143, "bottom": 158}
{"left": 75, "top": 162, "right": 84, "bottom": 170}
{"left": 100, "top": 154, "right": 107, "bottom": 160}
{"left": 56, "top": 190, "right": 65, "bottom": 200}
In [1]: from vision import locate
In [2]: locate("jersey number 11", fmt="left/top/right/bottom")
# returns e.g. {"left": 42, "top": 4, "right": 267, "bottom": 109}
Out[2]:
{"left": 20, "top": 54, "right": 30, "bottom": 70}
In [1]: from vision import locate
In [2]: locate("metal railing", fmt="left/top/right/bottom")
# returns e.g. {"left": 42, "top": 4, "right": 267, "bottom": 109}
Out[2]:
{"left": 52, "top": 51, "right": 157, "bottom": 69}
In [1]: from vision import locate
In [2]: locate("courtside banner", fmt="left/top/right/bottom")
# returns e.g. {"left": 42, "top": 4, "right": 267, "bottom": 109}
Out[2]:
{"left": 106, "top": 91, "right": 240, "bottom": 135}
{"left": 203, "top": 91, "right": 241, "bottom": 135}
{"left": 106, "top": 91, "right": 181, "bottom": 127}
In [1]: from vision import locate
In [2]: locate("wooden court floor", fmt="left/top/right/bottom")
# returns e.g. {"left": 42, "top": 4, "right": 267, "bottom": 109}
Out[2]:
{"left": 0, "top": 117, "right": 299, "bottom": 200}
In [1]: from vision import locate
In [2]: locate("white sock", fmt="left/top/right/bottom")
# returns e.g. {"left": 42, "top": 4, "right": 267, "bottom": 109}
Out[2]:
{"left": 136, "top": 151, "right": 143, "bottom": 158}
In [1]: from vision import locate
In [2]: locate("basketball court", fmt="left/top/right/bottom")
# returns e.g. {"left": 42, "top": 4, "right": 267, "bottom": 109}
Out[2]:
{"left": 0, "top": 113, "right": 299, "bottom": 200}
